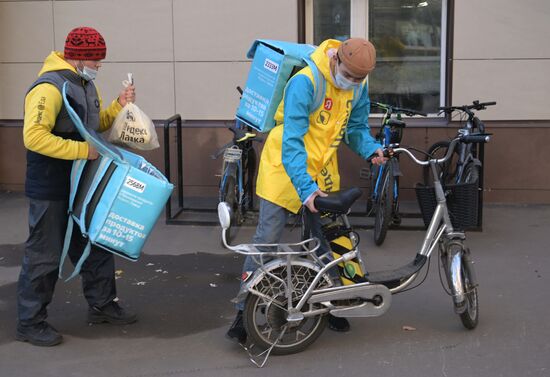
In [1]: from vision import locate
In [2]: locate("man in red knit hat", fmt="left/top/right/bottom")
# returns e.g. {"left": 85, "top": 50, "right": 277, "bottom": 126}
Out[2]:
{"left": 16, "top": 26, "right": 137, "bottom": 347}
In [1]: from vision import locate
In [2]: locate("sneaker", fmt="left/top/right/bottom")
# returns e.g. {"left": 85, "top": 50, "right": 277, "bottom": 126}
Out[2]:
{"left": 328, "top": 314, "right": 350, "bottom": 332}
{"left": 226, "top": 310, "right": 247, "bottom": 343}
{"left": 16, "top": 321, "right": 63, "bottom": 347}
{"left": 88, "top": 301, "right": 137, "bottom": 325}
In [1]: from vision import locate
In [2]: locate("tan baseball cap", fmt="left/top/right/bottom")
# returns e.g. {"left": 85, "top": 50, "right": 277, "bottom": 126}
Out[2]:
{"left": 337, "top": 38, "right": 376, "bottom": 77}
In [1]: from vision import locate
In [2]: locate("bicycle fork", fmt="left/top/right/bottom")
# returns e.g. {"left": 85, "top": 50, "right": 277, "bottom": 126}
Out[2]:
{"left": 441, "top": 239, "right": 477, "bottom": 313}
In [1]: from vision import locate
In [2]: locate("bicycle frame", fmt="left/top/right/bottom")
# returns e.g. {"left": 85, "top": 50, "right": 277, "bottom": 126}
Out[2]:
{"left": 223, "top": 142, "right": 464, "bottom": 314}
{"left": 302, "top": 159, "right": 458, "bottom": 303}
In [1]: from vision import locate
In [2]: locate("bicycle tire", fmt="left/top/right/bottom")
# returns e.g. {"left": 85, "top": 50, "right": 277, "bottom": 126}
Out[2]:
{"left": 221, "top": 174, "right": 238, "bottom": 243}
{"left": 459, "top": 254, "right": 479, "bottom": 329}
{"left": 460, "top": 162, "right": 479, "bottom": 185}
{"left": 424, "top": 140, "right": 459, "bottom": 185}
{"left": 373, "top": 165, "right": 394, "bottom": 246}
{"left": 244, "top": 147, "right": 257, "bottom": 212}
{"left": 243, "top": 264, "right": 329, "bottom": 355}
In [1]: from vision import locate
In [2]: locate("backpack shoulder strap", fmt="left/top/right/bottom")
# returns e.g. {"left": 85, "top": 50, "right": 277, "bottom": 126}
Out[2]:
{"left": 58, "top": 216, "right": 92, "bottom": 282}
{"left": 305, "top": 59, "right": 326, "bottom": 114}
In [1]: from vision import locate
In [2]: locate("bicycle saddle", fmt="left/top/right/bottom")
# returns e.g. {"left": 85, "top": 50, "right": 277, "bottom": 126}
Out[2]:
{"left": 314, "top": 187, "right": 362, "bottom": 214}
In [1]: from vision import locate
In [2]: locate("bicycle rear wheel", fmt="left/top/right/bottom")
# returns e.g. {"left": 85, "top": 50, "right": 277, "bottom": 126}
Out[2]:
{"left": 243, "top": 263, "right": 330, "bottom": 355}
{"left": 424, "top": 141, "right": 459, "bottom": 185}
{"left": 461, "top": 162, "right": 479, "bottom": 184}
{"left": 373, "top": 166, "right": 394, "bottom": 246}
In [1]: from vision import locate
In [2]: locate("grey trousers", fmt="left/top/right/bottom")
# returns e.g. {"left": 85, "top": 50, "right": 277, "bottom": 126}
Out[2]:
{"left": 17, "top": 199, "right": 116, "bottom": 326}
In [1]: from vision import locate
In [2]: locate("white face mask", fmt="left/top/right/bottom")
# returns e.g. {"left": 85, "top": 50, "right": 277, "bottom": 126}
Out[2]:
{"left": 333, "top": 63, "right": 360, "bottom": 91}
{"left": 77, "top": 64, "right": 98, "bottom": 81}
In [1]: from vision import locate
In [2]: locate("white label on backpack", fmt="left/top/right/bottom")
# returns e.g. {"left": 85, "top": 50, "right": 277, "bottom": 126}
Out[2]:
{"left": 264, "top": 58, "right": 279, "bottom": 74}
{"left": 124, "top": 176, "right": 146, "bottom": 193}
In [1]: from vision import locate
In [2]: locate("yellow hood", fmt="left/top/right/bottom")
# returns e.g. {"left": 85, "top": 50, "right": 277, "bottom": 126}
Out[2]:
{"left": 37, "top": 51, "right": 77, "bottom": 77}
{"left": 309, "top": 39, "right": 342, "bottom": 88}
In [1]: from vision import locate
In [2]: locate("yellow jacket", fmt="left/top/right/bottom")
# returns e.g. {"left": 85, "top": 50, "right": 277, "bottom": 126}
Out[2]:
{"left": 256, "top": 39, "right": 381, "bottom": 213}
{"left": 23, "top": 51, "right": 121, "bottom": 160}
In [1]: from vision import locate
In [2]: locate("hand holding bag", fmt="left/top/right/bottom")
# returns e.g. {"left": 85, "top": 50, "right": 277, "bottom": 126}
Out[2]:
{"left": 107, "top": 73, "right": 160, "bottom": 150}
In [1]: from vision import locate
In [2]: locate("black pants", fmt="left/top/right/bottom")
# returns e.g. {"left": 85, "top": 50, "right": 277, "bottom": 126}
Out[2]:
{"left": 17, "top": 199, "right": 116, "bottom": 326}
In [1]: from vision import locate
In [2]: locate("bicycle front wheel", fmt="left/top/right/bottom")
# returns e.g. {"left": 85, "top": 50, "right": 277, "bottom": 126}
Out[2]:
{"left": 221, "top": 174, "right": 238, "bottom": 242}
{"left": 373, "top": 166, "right": 394, "bottom": 246}
{"left": 459, "top": 255, "right": 479, "bottom": 329}
{"left": 444, "top": 242, "right": 479, "bottom": 330}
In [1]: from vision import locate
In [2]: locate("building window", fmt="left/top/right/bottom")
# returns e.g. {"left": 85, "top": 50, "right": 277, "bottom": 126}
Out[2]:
{"left": 313, "top": 0, "right": 351, "bottom": 43}
{"left": 306, "top": 0, "right": 447, "bottom": 115}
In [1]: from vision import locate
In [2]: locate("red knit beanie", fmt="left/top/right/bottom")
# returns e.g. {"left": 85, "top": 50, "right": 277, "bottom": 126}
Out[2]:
{"left": 64, "top": 27, "right": 106, "bottom": 60}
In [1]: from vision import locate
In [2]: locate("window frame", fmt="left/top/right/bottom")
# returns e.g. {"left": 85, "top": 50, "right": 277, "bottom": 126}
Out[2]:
{"left": 304, "top": 0, "right": 449, "bottom": 119}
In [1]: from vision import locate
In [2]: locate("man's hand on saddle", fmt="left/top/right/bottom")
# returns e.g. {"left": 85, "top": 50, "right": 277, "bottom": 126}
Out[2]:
{"left": 305, "top": 189, "right": 328, "bottom": 213}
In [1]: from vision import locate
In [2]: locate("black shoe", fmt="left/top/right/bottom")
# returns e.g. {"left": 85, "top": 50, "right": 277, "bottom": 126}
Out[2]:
{"left": 226, "top": 310, "right": 247, "bottom": 343}
{"left": 88, "top": 301, "right": 137, "bottom": 325}
{"left": 328, "top": 314, "right": 350, "bottom": 332}
{"left": 16, "top": 321, "right": 63, "bottom": 347}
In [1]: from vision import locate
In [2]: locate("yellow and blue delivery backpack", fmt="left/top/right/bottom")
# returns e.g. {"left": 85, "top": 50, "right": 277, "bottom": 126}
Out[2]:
{"left": 59, "top": 82, "right": 173, "bottom": 281}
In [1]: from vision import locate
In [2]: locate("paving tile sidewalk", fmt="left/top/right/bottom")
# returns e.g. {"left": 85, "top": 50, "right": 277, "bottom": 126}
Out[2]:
{"left": 0, "top": 191, "right": 548, "bottom": 377}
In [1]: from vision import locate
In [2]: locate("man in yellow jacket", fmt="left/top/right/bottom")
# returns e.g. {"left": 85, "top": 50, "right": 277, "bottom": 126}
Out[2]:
{"left": 227, "top": 38, "right": 386, "bottom": 342}
{"left": 17, "top": 27, "right": 137, "bottom": 346}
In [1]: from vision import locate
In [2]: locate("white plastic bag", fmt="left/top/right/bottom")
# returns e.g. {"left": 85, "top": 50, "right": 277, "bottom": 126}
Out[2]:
{"left": 108, "top": 74, "right": 159, "bottom": 150}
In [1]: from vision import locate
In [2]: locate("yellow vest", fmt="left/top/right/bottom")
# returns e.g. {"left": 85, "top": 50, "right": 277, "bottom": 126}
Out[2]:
{"left": 256, "top": 40, "right": 359, "bottom": 214}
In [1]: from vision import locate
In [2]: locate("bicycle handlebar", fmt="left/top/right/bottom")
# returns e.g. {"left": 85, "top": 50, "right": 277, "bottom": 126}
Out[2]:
{"left": 461, "top": 134, "right": 491, "bottom": 144}
{"left": 371, "top": 102, "right": 427, "bottom": 117}
{"left": 390, "top": 134, "right": 490, "bottom": 167}
{"left": 439, "top": 100, "right": 496, "bottom": 114}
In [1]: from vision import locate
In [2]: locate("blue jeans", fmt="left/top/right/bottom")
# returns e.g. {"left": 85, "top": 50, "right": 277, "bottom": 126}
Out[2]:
{"left": 236, "top": 198, "right": 330, "bottom": 310}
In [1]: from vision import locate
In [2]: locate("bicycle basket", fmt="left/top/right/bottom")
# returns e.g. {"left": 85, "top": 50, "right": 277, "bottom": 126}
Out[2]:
{"left": 415, "top": 182, "right": 479, "bottom": 230}
{"left": 223, "top": 146, "right": 243, "bottom": 163}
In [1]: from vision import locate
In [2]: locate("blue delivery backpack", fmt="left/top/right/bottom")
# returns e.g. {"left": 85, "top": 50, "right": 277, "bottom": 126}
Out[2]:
{"left": 236, "top": 39, "right": 326, "bottom": 133}
{"left": 59, "top": 82, "right": 173, "bottom": 281}
{"left": 236, "top": 39, "right": 364, "bottom": 133}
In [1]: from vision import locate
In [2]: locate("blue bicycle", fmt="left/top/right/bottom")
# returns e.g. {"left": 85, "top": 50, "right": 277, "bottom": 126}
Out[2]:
{"left": 367, "top": 102, "right": 426, "bottom": 245}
